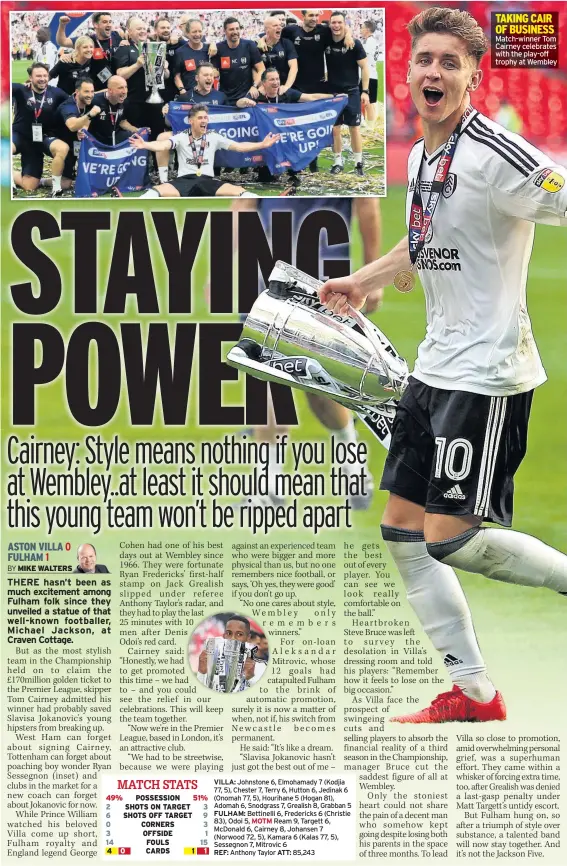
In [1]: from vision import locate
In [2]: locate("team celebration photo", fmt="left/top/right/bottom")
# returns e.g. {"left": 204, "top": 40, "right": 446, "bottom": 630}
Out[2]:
{"left": 10, "top": 7, "right": 386, "bottom": 198}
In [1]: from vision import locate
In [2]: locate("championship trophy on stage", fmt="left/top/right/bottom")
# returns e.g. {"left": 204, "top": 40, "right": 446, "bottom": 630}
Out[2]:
{"left": 204, "top": 637, "right": 250, "bottom": 692}
{"left": 227, "top": 262, "right": 409, "bottom": 449}
{"left": 141, "top": 41, "right": 166, "bottom": 104}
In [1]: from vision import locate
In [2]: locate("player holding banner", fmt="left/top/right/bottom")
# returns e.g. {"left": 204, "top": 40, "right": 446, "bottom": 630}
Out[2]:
{"left": 321, "top": 7, "right": 567, "bottom": 722}
{"left": 127, "top": 105, "right": 280, "bottom": 198}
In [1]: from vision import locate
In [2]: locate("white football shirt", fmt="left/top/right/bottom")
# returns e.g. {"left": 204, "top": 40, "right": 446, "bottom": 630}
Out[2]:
{"left": 33, "top": 40, "right": 58, "bottom": 68}
{"left": 406, "top": 109, "right": 567, "bottom": 396}
{"left": 34, "top": 41, "right": 59, "bottom": 85}
{"left": 361, "top": 36, "right": 379, "bottom": 79}
{"left": 169, "top": 129, "right": 232, "bottom": 178}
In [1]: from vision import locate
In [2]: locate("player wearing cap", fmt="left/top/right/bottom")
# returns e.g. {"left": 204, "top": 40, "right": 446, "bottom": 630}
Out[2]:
{"left": 321, "top": 7, "right": 567, "bottom": 723}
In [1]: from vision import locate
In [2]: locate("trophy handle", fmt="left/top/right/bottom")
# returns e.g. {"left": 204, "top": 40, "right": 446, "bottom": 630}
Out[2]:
{"left": 347, "top": 304, "right": 390, "bottom": 359}
{"left": 346, "top": 304, "right": 407, "bottom": 399}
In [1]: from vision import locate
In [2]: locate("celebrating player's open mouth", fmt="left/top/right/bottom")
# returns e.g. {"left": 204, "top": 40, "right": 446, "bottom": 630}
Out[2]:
{"left": 196, "top": 114, "right": 208, "bottom": 135}
{"left": 422, "top": 85, "right": 444, "bottom": 107}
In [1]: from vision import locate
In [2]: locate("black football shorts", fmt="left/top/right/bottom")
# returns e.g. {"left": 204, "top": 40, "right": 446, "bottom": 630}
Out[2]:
{"left": 380, "top": 377, "right": 533, "bottom": 526}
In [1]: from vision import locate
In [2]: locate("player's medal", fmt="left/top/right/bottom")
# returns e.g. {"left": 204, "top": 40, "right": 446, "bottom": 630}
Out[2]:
{"left": 189, "top": 132, "right": 206, "bottom": 177}
{"left": 393, "top": 269, "right": 415, "bottom": 293}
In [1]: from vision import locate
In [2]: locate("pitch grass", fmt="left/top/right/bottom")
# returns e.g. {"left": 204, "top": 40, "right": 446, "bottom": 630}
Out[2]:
{"left": 10, "top": 59, "right": 385, "bottom": 197}
{"left": 2, "top": 186, "right": 566, "bottom": 717}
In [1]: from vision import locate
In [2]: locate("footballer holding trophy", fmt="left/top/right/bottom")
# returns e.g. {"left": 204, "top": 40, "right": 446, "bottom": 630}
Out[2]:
{"left": 196, "top": 616, "right": 266, "bottom": 692}
{"left": 320, "top": 7, "right": 567, "bottom": 723}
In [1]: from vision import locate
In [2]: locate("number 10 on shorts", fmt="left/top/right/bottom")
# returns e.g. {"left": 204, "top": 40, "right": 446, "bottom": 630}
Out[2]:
{"left": 434, "top": 437, "right": 473, "bottom": 481}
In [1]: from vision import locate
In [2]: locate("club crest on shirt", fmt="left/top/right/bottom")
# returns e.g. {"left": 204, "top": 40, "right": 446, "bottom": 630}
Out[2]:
{"left": 534, "top": 168, "right": 564, "bottom": 193}
{"left": 443, "top": 173, "right": 457, "bottom": 198}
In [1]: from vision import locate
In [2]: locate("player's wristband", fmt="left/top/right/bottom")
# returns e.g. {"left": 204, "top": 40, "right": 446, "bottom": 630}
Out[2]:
{"left": 361, "top": 89, "right": 369, "bottom": 94}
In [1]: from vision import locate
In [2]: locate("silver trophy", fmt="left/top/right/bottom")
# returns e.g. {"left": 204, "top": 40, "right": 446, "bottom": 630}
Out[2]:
{"left": 227, "top": 262, "right": 409, "bottom": 449}
{"left": 140, "top": 40, "right": 166, "bottom": 104}
{"left": 204, "top": 637, "right": 248, "bottom": 692}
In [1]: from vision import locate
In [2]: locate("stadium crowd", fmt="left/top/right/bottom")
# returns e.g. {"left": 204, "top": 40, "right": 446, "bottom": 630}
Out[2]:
{"left": 10, "top": 9, "right": 384, "bottom": 197}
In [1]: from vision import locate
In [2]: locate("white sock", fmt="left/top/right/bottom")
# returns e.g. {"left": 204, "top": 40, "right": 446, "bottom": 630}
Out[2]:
{"left": 158, "top": 166, "right": 168, "bottom": 183}
{"left": 52, "top": 175, "right": 62, "bottom": 192}
{"left": 382, "top": 526, "right": 496, "bottom": 703}
{"left": 456, "top": 671, "right": 496, "bottom": 703}
{"left": 353, "top": 152, "right": 362, "bottom": 164}
{"left": 239, "top": 191, "right": 258, "bottom": 198}
{"left": 333, "top": 154, "right": 343, "bottom": 166}
{"left": 430, "top": 527, "right": 567, "bottom": 594}
{"left": 140, "top": 188, "right": 160, "bottom": 199}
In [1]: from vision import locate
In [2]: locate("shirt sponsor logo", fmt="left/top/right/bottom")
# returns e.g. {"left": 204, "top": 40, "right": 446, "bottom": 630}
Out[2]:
{"left": 534, "top": 167, "right": 564, "bottom": 193}
{"left": 185, "top": 59, "right": 196, "bottom": 71}
{"left": 220, "top": 56, "right": 231, "bottom": 69}
{"left": 417, "top": 247, "right": 461, "bottom": 272}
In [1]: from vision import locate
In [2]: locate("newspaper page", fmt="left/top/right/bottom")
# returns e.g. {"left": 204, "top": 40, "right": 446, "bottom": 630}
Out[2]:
{"left": 2, "top": 2, "right": 566, "bottom": 864}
